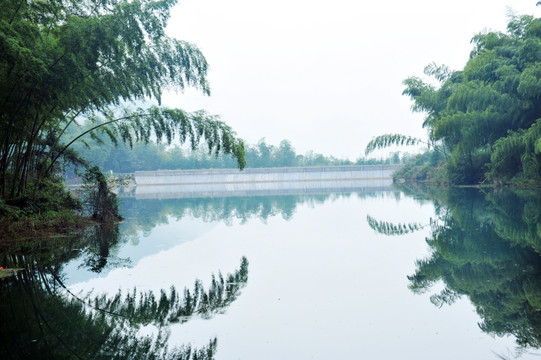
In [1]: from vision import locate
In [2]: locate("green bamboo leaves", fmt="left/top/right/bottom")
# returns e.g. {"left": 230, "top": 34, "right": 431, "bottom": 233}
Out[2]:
{"left": 385, "top": 13, "right": 541, "bottom": 184}
{"left": 0, "top": 0, "right": 245, "bottom": 200}
{"left": 364, "top": 134, "right": 425, "bottom": 156}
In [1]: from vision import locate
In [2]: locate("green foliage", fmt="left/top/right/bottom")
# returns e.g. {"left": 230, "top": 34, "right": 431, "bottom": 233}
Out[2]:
{"left": 0, "top": 0, "right": 245, "bottom": 205}
{"left": 2, "top": 173, "right": 81, "bottom": 219}
{"left": 385, "top": 13, "right": 541, "bottom": 184}
{"left": 67, "top": 136, "right": 354, "bottom": 174}
{"left": 393, "top": 150, "right": 447, "bottom": 184}
{"left": 365, "top": 134, "right": 425, "bottom": 156}
{"left": 81, "top": 166, "right": 121, "bottom": 221}
{"left": 446, "top": 149, "right": 490, "bottom": 185}
{"left": 488, "top": 119, "right": 541, "bottom": 182}
{"left": 488, "top": 130, "right": 526, "bottom": 181}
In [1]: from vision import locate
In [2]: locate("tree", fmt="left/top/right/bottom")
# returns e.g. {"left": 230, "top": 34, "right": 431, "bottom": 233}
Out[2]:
{"left": 274, "top": 139, "right": 297, "bottom": 166}
{"left": 0, "top": 0, "right": 245, "bottom": 203}
{"left": 81, "top": 166, "right": 122, "bottom": 221}
{"left": 368, "top": 13, "right": 541, "bottom": 185}
{"left": 256, "top": 138, "right": 275, "bottom": 167}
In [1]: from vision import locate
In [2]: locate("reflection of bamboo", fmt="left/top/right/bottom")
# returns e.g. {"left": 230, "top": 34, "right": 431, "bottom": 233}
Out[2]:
{"left": 38, "top": 269, "right": 101, "bottom": 350}
{"left": 24, "top": 262, "right": 92, "bottom": 359}
{"left": 46, "top": 265, "right": 134, "bottom": 320}
{"left": 6, "top": 254, "right": 97, "bottom": 355}
{"left": 20, "top": 269, "right": 55, "bottom": 358}
{"left": 45, "top": 257, "right": 249, "bottom": 326}
{"left": 366, "top": 214, "right": 428, "bottom": 236}
{"left": 3, "top": 271, "right": 31, "bottom": 358}
{"left": 1, "top": 235, "right": 247, "bottom": 358}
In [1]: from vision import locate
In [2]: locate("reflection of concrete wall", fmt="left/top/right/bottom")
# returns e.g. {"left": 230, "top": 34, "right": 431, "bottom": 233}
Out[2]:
{"left": 131, "top": 165, "right": 401, "bottom": 199}
{"left": 134, "top": 165, "right": 402, "bottom": 185}
{"left": 133, "top": 179, "right": 394, "bottom": 199}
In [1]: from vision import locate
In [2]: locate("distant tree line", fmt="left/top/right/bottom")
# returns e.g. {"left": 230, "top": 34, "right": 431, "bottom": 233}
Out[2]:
{"left": 67, "top": 136, "right": 409, "bottom": 176}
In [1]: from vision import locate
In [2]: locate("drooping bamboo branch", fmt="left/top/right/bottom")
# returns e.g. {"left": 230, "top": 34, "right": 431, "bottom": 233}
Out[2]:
{"left": 39, "top": 107, "right": 246, "bottom": 186}
{"left": 365, "top": 133, "right": 447, "bottom": 158}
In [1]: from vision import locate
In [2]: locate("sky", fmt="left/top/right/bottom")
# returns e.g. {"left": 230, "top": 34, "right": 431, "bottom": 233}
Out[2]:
{"left": 163, "top": 0, "right": 541, "bottom": 161}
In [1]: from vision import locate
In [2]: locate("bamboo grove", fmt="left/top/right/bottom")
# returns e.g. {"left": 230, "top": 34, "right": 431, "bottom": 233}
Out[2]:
{"left": 0, "top": 0, "right": 245, "bottom": 202}
{"left": 367, "top": 13, "right": 541, "bottom": 185}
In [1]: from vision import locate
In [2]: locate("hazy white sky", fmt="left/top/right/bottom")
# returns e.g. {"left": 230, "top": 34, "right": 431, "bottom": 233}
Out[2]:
{"left": 163, "top": 0, "right": 541, "bottom": 160}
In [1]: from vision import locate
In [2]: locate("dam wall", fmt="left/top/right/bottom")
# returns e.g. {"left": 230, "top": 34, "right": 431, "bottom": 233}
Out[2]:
{"left": 134, "top": 165, "right": 402, "bottom": 185}
{"left": 132, "top": 165, "right": 402, "bottom": 199}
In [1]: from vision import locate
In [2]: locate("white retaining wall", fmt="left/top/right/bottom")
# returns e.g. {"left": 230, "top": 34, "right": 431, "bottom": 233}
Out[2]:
{"left": 133, "top": 179, "right": 395, "bottom": 199}
{"left": 134, "top": 165, "right": 402, "bottom": 186}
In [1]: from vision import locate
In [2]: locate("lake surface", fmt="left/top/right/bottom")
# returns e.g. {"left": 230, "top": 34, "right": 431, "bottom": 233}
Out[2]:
{"left": 2, "top": 185, "right": 541, "bottom": 359}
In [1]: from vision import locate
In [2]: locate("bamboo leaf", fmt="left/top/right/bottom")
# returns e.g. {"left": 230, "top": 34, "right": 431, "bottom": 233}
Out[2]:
{"left": 365, "top": 134, "right": 425, "bottom": 156}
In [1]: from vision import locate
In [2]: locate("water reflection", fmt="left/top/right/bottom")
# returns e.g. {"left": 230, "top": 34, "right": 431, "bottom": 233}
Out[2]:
{"left": 79, "top": 224, "right": 129, "bottom": 273}
{"left": 119, "top": 189, "right": 399, "bottom": 232}
{"left": 371, "top": 187, "right": 541, "bottom": 350}
{"left": 366, "top": 215, "right": 426, "bottom": 236}
{"left": 0, "top": 231, "right": 248, "bottom": 359}
{"left": 128, "top": 178, "right": 394, "bottom": 199}
{"left": 2, "top": 185, "right": 459, "bottom": 360}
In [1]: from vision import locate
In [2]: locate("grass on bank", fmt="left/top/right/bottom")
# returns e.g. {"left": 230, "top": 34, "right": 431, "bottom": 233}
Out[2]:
{"left": 0, "top": 207, "right": 96, "bottom": 240}
{"left": 0, "top": 169, "right": 121, "bottom": 240}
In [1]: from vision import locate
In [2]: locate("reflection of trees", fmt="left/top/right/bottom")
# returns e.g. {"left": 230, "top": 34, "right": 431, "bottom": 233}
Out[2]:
{"left": 366, "top": 215, "right": 425, "bottom": 236}
{"left": 488, "top": 191, "right": 541, "bottom": 255}
{"left": 68, "top": 257, "right": 249, "bottom": 326}
{"left": 402, "top": 188, "right": 541, "bottom": 349}
{"left": 119, "top": 191, "right": 405, "bottom": 238}
{"left": 78, "top": 224, "right": 130, "bottom": 273}
{"left": 0, "top": 234, "right": 249, "bottom": 359}
{"left": 119, "top": 193, "right": 352, "bottom": 236}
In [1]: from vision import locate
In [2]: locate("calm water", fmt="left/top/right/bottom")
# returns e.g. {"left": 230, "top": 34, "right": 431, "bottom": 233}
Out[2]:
{"left": 2, "top": 185, "right": 541, "bottom": 359}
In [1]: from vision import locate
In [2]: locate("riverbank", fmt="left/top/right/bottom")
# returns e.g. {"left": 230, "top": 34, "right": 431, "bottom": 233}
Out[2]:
{"left": 0, "top": 210, "right": 97, "bottom": 241}
{"left": 394, "top": 153, "right": 541, "bottom": 189}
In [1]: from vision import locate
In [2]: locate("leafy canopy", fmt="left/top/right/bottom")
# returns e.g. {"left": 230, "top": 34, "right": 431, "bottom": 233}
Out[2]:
{"left": 0, "top": 0, "right": 245, "bottom": 200}
{"left": 367, "top": 12, "right": 541, "bottom": 184}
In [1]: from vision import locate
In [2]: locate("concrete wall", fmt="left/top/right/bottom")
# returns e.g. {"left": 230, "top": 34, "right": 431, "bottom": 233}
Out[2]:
{"left": 134, "top": 165, "right": 402, "bottom": 186}
{"left": 133, "top": 179, "right": 395, "bottom": 199}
